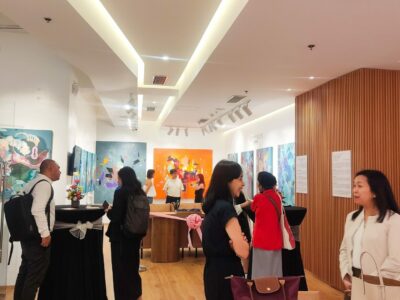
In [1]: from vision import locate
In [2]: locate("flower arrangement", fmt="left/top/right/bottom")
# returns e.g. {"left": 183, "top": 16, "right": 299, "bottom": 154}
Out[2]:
{"left": 67, "top": 179, "right": 84, "bottom": 201}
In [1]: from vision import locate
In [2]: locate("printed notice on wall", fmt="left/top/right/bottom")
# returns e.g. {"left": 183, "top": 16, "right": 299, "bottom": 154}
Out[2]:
{"left": 295, "top": 155, "right": 308, "bottom": 194}
{"left": 332, "top": 150, "right": 352, "bottom": 198}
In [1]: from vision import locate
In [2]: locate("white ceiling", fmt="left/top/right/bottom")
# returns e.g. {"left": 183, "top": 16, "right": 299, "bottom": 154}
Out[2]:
{"left": 1, "top": 0, "right": 400, "bottom": 132}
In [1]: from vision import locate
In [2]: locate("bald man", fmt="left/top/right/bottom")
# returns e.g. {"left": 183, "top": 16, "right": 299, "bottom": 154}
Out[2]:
{"left": 14, "top": 159, "right": 61, "bottom": 300}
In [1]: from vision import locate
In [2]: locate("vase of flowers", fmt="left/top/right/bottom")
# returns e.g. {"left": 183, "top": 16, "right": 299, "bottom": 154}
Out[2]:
{"left": 67, "top": 179, "right": 84, "bottom": 208}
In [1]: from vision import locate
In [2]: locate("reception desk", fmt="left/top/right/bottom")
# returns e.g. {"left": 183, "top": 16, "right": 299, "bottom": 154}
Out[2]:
{"left": 38, "top": 205, "right": 106, "bottom": 300}
{"left": 149, "top": 211, "right": 203, "bottom": 263}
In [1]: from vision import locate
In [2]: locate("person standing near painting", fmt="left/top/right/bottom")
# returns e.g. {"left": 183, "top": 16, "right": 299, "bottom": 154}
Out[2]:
{"left": 163, "top": 169, "right": 184, "bottom": 206}
{"left": 194, "top": 173, "right": 205, "bottom": 203}
{"left": 143, "top": 169, "right": 156, "bottom": 204}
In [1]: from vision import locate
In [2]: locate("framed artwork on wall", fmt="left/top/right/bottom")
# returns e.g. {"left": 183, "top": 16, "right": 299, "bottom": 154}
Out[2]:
{"left": 241, "top": 150, "right": 254, "bottom": 199}
{"left": 256, "top": 147, "right": 273, "bottom": 175}
{"left": 278, "top": 143, "right": 295, "bottom": 206}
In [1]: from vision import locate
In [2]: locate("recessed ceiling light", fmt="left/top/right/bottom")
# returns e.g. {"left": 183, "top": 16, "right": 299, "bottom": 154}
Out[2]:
{"left": 287, "top": 88, "right": 292, "bottom": 92}
{"left": 309, "top": 76, "right": 315, "bottom": 80}
{"left": 162, "top": 56, "right": 169, "bottom": 61}
{"left": 152, "top": 101, "right": 157, "bottom": 104}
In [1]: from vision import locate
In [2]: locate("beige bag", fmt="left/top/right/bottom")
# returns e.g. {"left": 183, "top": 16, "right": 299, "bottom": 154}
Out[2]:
{"left": 351, "top": 252, "right": 400, "bottom": 300}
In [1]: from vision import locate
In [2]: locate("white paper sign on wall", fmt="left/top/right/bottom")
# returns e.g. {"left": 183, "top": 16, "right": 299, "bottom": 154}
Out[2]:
{"left": 332, "top": 150, "right": 352, "bottom": 198}
{"left": 296, "top": 155, "right": 308, "bottom": 194}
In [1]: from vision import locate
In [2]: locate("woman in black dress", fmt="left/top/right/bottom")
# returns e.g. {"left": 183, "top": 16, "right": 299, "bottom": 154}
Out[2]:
{"left": 106, "top": 167, "right": 146, "bottom": 300}
{"left": 194, "top": 173, "right": 205, "bottom": 203}
{"left": 202, "top": 160, "right": 250, "bottom": 300}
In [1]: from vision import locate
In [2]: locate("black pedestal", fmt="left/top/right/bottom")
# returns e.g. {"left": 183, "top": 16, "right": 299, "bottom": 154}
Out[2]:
{"left": 282, "top": 206, "right": 308, "bottom": 291}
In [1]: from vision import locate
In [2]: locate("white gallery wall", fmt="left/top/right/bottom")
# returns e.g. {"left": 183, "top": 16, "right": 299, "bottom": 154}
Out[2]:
{"left": 222, "top": 104, "right": 295, "bottom": 193}
{"left": 0, "top": 31, "right": 97, "bottom": 284}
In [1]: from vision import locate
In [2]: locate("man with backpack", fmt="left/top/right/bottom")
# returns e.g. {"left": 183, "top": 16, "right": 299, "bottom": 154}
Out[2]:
{"left": 14, "top": 159, "right": 61, "bottom": 300}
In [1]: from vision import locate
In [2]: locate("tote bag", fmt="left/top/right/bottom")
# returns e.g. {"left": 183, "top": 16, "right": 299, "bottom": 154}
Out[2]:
{"left": 351, "top": 252, "right": 400, "bottom": 300}
{"left": 230, "top": 275, "right": 300, "bottom": 300}
{"left": 267, "top": 196, "right": 296, "bottom": 250}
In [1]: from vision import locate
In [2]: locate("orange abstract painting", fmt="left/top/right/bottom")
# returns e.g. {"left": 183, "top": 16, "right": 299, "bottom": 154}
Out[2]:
{"left": 153, "top": 148, "right": 213, "bottom": 200}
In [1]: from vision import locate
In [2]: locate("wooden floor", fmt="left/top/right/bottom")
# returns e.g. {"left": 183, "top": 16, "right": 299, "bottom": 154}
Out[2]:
{"left": 2, "top": 231, "right": 345, "bottom": 300}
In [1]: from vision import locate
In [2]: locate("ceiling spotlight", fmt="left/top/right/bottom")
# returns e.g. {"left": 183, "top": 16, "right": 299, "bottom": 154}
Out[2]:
{"left": 184, "top": 128, "right": 188, "bottom": 137}
{"left": 228, "top": 112, "right": 236, "bottom": 123}
{"left": 242, "top": 104, "right": 252, "bottom": 116}
{"left": 216, "top": 119, "right": 224, "bottom": 126}
{"left": 175, "top": 128, "right": 180, "bottom": 136}
{"left": 201, "top": 128, "right": 206, "bottom": 136}
{"left": 234, "top": 110, "right": 244, "bottom": 120}
{"left": 167, "top": 128, "right": 174, "bottom": 135}
{"left": 208, "top": 124, "right": 214, "bottom": 132}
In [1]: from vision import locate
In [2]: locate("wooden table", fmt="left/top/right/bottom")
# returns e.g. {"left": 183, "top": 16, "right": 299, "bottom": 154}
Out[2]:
{"left": 150, "top": 211, "right": 203, "bottom": 263}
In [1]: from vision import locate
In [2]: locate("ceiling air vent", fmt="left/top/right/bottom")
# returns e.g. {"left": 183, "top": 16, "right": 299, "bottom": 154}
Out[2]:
{"left": 153, "top": 75, "right": 167, "bottom": 85}
{"left": 227, "top": 95, "right": 246, "bottom": 103}
{"left": 198, "top": 118, "right": 209, "bottom": 124}
{"left": 146, "top": 106, "right": 155, "bottom": 112}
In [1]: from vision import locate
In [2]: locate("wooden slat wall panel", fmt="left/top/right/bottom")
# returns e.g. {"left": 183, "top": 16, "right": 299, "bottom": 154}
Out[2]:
{"left": 295, "top": 68, "right": 400, "bottom": 290}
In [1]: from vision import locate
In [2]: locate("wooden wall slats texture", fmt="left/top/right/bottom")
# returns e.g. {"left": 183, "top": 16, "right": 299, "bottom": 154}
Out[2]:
{"left": 295, "top": 68, "right": 400, "bottom": 290}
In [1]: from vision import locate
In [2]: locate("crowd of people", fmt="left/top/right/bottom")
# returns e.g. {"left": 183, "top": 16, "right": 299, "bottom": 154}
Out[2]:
{"left": 13, "top": 158, "right": 400, "bottom": 300}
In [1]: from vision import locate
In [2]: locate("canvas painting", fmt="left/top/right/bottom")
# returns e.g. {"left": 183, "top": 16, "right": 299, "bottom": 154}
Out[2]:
{"left": 153, "top": 148, "right": 212, "bottom": 200}
{"left": 241, "top": 150, "right": 254, "bottom": 199}
{"left": 227, "top": 153, "right": 238, "bottom": 163}
{"left": 95, "top": 141, "right": 147, "bottom": 203}
{"left": 72, "top": 145, "right": 96, "bottom": 193}
{"left": 256, "top": 147, "right": 273, "bottom": 175}
{"left": 278, "top": 143, "right": 295, "bottom": 205}
{"left": 0, "top": 128, "right": 53, "bottom": 198}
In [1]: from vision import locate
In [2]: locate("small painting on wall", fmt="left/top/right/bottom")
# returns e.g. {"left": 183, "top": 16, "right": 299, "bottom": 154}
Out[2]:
{"left": 241, "top": 150, "right": 254, "bottom": 199}
{"left": 278, "top": 143, "right": 295, "bottom": 206}
{"left": 227, "top": 153, "right": 238, "bottom": 163}
{"left": 256, "top": 147, "right": 273, "bottom": 175}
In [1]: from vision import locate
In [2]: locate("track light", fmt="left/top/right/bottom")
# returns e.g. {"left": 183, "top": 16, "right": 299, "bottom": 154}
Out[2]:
{"left": 175, "top": 128, "right": 180, "bottom": 136}
{"left": 242, "top": 103, "right": 252, "bottom": 116}
{"left": 208, "top": 123, "right": 214, "bottom": 132}
{"left": 234, "top": 110, "right": 244, "bottom": 120}
{"left": 185, "top": 128, "right": 188, "bottom": 137}
{"left": 216, "top": 119, "right": 224, "bottom": 126}
{"left": 167, "top": 128, "right": 174, "bottom": 135}
{"left": 228, "top": 112, "right": 236, "bottom": 123}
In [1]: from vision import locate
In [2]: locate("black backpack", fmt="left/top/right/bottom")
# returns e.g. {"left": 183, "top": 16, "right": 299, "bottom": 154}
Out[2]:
{"left": 123, "top": 193, "right": 150, "bottom": 236}
{"left": 4, "top": 179, "right": 53, "bottom": 242}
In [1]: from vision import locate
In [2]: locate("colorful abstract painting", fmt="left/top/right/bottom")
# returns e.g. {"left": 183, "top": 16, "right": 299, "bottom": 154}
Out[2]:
{"left": 256, "top": 147, "right": 273, "bottom": 175}
{"left": 278, "top": 143, "right": 295, "bottom": 205}
{"left": 0, "top": 128, "right": 53, "bottom": 198}
{"left": 241, "top": 150, "right": 254, "bottom": 199}
{"left": 72, "top": 145, "right": 96, "bottom": 193}
{"left": 153, "top": 148, "right": 212, "bottom": 200}
{"left": 227, "top": 153, "right": 238, "bottom": 163}
{"left": 95, "top": 141, "right": 147, "bottom": 203}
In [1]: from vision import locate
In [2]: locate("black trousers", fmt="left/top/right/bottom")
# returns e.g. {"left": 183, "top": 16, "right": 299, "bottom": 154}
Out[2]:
{"left": 166, "top": 196, "right": 180, "bottom": 205}
{"left": 111, "top": 237, "right": 142, "bottom": 300}
{"left": 14, "top": 240, "right": 51, "bottom": 300}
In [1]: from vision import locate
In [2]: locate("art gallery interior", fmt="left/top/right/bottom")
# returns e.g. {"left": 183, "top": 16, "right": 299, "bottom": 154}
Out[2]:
{"left": 1, "top": 1, "right": 400, "bottom": 299}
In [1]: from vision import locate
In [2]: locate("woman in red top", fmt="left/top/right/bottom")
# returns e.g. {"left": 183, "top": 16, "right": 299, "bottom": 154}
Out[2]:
{"left": 250, "top": 171, "right": 283, "bottom": 279}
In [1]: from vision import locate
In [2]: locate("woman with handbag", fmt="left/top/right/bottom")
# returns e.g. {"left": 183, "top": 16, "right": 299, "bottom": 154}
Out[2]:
{"left": 339, "top": 169, "right": 400, "bottom": 299}
{"left": 201, "top": 160, "right": 250, "bottom": 300}
{"left": 106, "top": 167, "right": 147, "bottom": 300}
{"left": 249, "top": 171, "right": 283, "bottom": 279}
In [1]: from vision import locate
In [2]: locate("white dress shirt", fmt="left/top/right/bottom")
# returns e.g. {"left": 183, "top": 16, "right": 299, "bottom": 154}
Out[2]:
{"left": 24, "top": 174, "right": 55, "bottom": 238}
{"left": 163, "top": 178, "right": 184, "bottom": 197}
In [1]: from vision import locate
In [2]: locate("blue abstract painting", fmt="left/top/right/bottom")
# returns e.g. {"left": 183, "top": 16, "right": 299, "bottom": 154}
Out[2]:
{"left": 240, "top": 150, "right": 254, "bottom": 199}
{"left": 95, "top": 141, "right": 147, "bottom": 203}
{"left": 0, "top": 128, "right": 53, "bottom": 198}
{"left": 72, "top": 145, "right": 96, "bottom": 193}
{"left": 256, "top": 147, "right": 273, "bottom": 175}
{"left": 227, "top": 153, "right": 238, "bottom": 163}
{"left": 278, "top": 143, "right": 295, "bottom": 206}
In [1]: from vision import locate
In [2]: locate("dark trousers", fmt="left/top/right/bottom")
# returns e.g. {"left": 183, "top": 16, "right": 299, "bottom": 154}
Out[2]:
{"left": 111, "top": 237, "right": 142, "bottom": 300}
{"left": 14, "top": 240, "right": 50, "bottom": 300}
{"left": 166, "top": 196, "right": 180, "bottom": 208}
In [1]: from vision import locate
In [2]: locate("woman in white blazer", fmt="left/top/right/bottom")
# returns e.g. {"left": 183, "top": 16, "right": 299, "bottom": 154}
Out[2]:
{"left": 339, "top": 169, "right": 400, "bottom": 296}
